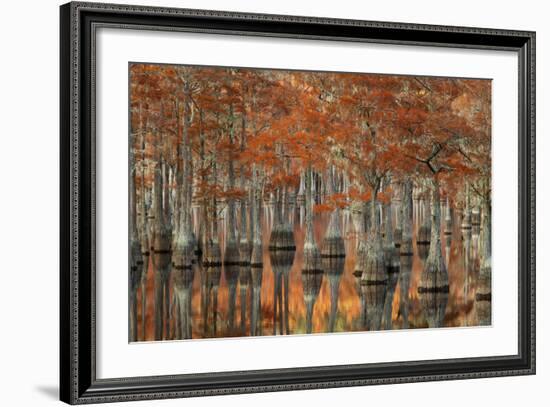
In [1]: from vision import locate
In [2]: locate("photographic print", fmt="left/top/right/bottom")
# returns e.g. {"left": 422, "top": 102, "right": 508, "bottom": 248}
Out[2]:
{"left": 128, "top": 63, "right": 491, "bottom": 342}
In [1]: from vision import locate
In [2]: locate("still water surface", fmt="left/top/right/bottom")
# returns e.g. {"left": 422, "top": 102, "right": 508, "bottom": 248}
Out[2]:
{"left": 135, "top": 204, "right": 487, "bottom": 341}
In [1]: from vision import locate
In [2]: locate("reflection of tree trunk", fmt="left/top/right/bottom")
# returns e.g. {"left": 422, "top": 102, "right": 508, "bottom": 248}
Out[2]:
{"left": 353, "top": 270, "right": 366, "bottom": 329}
{"left": 198, "top": 261, "right": 207, "bottom": 334}
{"left": 322, "top": 166, "right": 346, "bottom": 332}
{"left": 226, "top": 264, "right": 239, "bottom": 331}
{"left": 475, "top": 198, "right": 491, "bottom": 325}
{"left": 224, "top": 107, "right": 240, "bottom": 332}
{"left": 172, "top": 87, "right": 195, "bottom": 339}
{"left": 129, "top": 154, "right": 142, "bottom": 342}
{"left": 382, "top": 200, "right": 399, "bottom": 330}
{"left": 270, "top": 248, "right": 295, "bottom": 335}
{"left": 418, "top": 178, "right": 449, "bottom": 328}
{"left": 137, "top": 108, "right": 150, "bottom": 341}
{"left": 363, "top": 284, "right": 386, "bottom": 331}
{"left": 361, "top": 180, "right": 386, "bottom": 332}
{"left": 270, "top": 152, "right": 296, "bottom": 335}
{"left": 444, "top": 198, "right": 453, "bottom": 270}
{"left": 250, "top": 266, "right": 263, "bottom": 336}
{"left": 479, "top": 199, "right": 491, "bottom": 274}
{"left": 302, "top": 269, "right": 323, "bottom": 334}
{"left": 302, "top": 164, "right": 323, "bottom": 334}
{"left": 173, "top": 266, "right": 194, "bottom": 339}
{"left": 152, "top": 160, "right": 172, "bottom": 340}
{"left": 203, "top": 266, "right": 221, "bottom": 337}
{"left": 211, "top": 285, "right": 218, "bottom": 337}
{"left": 140, "top": 260, "right": 148, "bottom": 340}
{"left": 283, "top": 271, "right": 290, "bottom": 334}
{"left": 129, "top": 292, "right": 138, "bottom": 342}
{"left": 399, "top": 180, "right": 413, "bottom": 329}
{"left": 239, "top": 265, "right": 251, "bottom": 335}
{"left": 323, "top": 256, "right": 345, "bottom": 332}
{"left": 382, "top": 272, "right": 398, "bottom": 330}
{"left": 462, "top": 222, "right": 472, "bottom": 305}
{"left": 272, "top": 265, "right": 281, "bottom": 335}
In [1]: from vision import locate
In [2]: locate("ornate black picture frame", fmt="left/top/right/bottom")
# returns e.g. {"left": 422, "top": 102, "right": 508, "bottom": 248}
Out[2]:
{"left": 60, "top": 1, "right": 535, "bottom": 404}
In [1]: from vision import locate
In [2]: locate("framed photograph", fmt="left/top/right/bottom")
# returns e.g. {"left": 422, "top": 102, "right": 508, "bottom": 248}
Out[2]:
{"left": 60, "top": 1, "right": 535, "bottom": 404}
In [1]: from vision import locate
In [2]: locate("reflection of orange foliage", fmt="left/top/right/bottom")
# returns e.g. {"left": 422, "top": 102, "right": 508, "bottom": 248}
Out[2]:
{"left": 134, "top": 213, "right": 482, "bottom": 341}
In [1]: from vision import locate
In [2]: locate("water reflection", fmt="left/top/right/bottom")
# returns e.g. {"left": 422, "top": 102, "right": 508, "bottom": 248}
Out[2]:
{"left": 132, "top": 199, "right": 491, "bottom": 341}
{"left": 322, "top": 256, "right": 345, "bottom": 332}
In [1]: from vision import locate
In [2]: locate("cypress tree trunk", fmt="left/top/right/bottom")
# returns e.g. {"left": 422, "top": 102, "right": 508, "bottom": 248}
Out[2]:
{"left": 393, "top": 187, "right": 403, "bottom": 250}
{"left": 204, "top": 153, "right": 221, "bottom": 266}
{"left": 303, "top": 164, "right": 320, "bottom": 268}
{"left": 361, "top": 182, "right": 386, "bottom": 283}
{"left": 462, "top": 209, "right": 472, "bottom": 305}
{"left": 322, "top": 166, "right": 346, "bottom": 257}
{"left": 250, "top": 165, "right": 263, "bottom": 268}
{"left": 417, "top": 183, "right": 431, "bottom": 261}
{"left": 461, "top": 184, "right": 472, "bottom": 232}
{"left": 361, "top": 179, "right": 386, "bottom": 332}
{"left": 352, "top": 199, "right": 368, "bottom": 277}
{"left": 225, "top": 111, "right": 238, "bottom": 258}
{"left": 162, "top": 162, "right": 172, "bottom": 230}
{"left": 444, "top": 197, "right": 453, "bottom": 235}
{"left": 173, "top": 91, "right": 194, "bottom": 268}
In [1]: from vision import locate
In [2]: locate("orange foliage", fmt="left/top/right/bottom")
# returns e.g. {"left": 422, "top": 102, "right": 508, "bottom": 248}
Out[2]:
{"left": 130, "top": 63, "right": 491, "bottom": 205}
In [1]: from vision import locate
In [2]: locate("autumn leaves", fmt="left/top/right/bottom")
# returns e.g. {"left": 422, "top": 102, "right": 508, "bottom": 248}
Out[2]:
{"left": 129, "top": 63, "right": 491, "bottom": 339}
